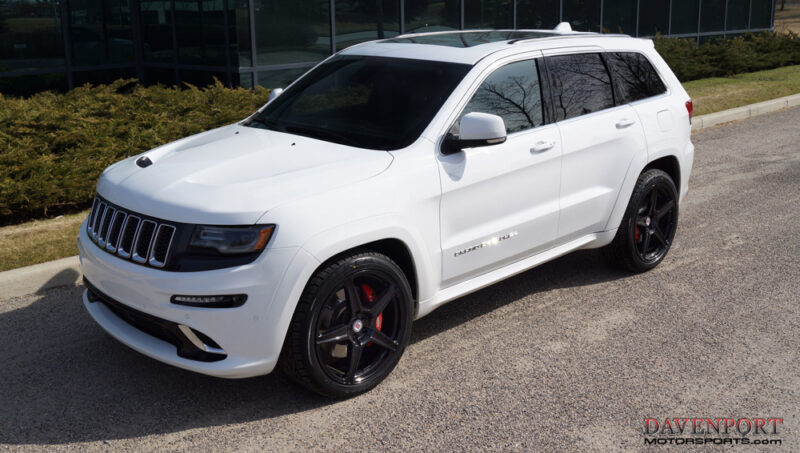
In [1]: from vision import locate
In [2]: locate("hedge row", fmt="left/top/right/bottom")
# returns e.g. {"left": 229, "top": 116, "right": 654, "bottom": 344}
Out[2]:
{"left": 655, "top": 31, "right": 800, "bottom": 81}
{"left": 2, "top": 32, "right": 800, "bottom": 225}
{"left": 0, "top": 81, "right": 270, "bottom": 225}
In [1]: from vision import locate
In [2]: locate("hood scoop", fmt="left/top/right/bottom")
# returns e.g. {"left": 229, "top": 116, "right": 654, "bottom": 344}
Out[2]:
{"left": 136, "top": 156, "right": 153, "bottom": 168}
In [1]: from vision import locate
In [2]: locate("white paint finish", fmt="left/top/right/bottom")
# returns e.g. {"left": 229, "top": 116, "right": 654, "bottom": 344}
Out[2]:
{"left": 556, "top": 105, "right": 647, "bottom": 239}
{"left": 459, "top": 112, "right": 507, "bottom": 140}
{"left": 78, "top": 31, "right": 694, "bottom": 379}
{"left": 438, "top": 124, "right": 562, "bottom": 283}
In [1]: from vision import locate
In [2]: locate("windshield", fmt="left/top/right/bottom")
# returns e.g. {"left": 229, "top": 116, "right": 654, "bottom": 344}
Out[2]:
{"left": 244, "top": 55, "right": 471, "bottom": 150}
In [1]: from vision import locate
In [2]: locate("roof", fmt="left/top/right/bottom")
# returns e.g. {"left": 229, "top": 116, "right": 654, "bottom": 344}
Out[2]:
{"left": 340, "top": 29, "right": 637, "bottom": 65}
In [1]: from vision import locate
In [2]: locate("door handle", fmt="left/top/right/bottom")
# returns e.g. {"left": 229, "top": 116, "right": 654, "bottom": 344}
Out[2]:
{"left": 531, "top": 141, "right": 555, "bottom": 154}
{"left": 616, "top": 118, "right": 636, "bottom": 129}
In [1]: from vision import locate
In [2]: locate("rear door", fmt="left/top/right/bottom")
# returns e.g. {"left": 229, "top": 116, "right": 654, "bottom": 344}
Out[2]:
{"left": 543, "top": 52, "right": 647, "bottom": 240}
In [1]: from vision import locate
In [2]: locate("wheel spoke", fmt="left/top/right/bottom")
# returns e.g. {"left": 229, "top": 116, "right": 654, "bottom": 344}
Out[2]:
{"left": 344, "top": 278, "right": 363, "bottom": 315}
{"left": 367, "top": 285, "right": 396, "bottom": 316}
{"left": 316, "top": 324, "right": 350, "bottom": 345}
{"left": 641, "top": 229, "right": 652, "bottom": 255}
{"left": 345, "top": 343, "right": 363, "bottom": 383}
{"left": 367, "top": 330, "right": 399, "bottom": 352}
{"left": 653, "top": 225, "right": 669, "bottom": 247}
{"left": 654, "top": 200, "right": 675, "bottom": 221}
{"left": 648, "top": 190, "right": 658, "bottom": 217}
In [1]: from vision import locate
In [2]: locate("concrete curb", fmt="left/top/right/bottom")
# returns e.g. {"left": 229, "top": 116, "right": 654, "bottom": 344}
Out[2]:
{"left": 0, "top": 256, "right": 81, "bottom": 300}
{"left": 1, "top": 93, "right": 799, "bottom": 301}
{"left": 692, "top": 93, "right": 800, "bottom": 132}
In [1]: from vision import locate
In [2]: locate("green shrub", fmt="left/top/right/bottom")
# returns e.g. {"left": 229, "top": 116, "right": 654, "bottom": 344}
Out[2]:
{"left": 0, "top": 80, "right": 270, "bottom": 225}
{"left": 655, "top": 31, "right": 800, "bottom": 81}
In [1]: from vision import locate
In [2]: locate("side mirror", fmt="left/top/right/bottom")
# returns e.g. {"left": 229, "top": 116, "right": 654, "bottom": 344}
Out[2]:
{"left": 268, "top": 88, "right": 284, "bottom": 102}
{"left": 442, "top": 112, "right": 507, "bottom": 155}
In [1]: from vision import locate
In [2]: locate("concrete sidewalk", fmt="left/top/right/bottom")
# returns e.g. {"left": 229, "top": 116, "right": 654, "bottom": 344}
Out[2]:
{"left": 2, "top": 92, "right": 799, "bottom": 301}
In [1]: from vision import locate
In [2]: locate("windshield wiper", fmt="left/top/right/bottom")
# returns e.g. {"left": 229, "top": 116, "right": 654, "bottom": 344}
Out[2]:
{"left": 283, "top": 125, "right": 360, "bottom": 148}
{"left": 245, "top": 116, "right": 286, "bottom": 132}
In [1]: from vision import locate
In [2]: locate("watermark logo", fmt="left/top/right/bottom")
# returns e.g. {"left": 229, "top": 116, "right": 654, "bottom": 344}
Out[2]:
{"left": 643, "top": 417, "right": 783, "bottom": 446}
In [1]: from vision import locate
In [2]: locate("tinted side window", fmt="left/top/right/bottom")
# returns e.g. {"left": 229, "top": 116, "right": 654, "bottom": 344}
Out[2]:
{"left": 461, "top": 59, "right": 544, "bottom": 134}
{"left": 546, "top": 53, "right": 615, "bottom": 121}
{"left": 605, "top": 52, "right": 668, "bottom": 104}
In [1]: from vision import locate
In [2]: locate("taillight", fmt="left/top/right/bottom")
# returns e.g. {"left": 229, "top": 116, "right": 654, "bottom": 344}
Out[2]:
{"left": 685, "top": 100, "right": 694, "bottom": 123}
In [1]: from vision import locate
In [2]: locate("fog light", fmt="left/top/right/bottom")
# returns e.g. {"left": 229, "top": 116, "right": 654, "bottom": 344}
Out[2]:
{"left": 171, "top": 294, "right": 247, "bottom": 308}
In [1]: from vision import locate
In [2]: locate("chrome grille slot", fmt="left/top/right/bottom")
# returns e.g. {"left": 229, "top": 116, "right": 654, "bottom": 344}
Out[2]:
{"left": 132, "top": 220, "right": 157, "bottom": 263}
{"left": 105, "top": 211, "right": 127, "bottom": 252}
{"left": 97, "top": 207, "right": 116, "bottom": 247}
{"left": 91, "top": 202, "right": 106, "bottom": 239}
{"left": 85, "top": 197, "right": 178, "bottom": 269}
{"left": 117, "top": 216, "right": 140, "bottom": 258}
{"left": 87, "top": 198, "right": 99, "bottom": 235}
{"left": 149, "top": 224, "right": 176, "bottom": 268}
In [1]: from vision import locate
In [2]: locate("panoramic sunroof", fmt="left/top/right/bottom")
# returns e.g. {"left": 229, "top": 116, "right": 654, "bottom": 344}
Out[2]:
{"left": 381, "top": 30, "right": 560, "bottom": 48}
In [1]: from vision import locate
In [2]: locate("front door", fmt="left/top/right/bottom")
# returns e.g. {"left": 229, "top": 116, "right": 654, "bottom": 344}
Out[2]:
{"left": 438, "top": 58, "right": 562, "bottom": 284}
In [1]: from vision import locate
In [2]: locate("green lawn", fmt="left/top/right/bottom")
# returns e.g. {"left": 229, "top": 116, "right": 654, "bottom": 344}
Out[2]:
{"left": 1, "top": 66, "right": 799, "bottom": 272}
{"left": 0, "top": 211, "right": 87, "bottom": 272}
{"left": 685, "top": 65, "right": 800, "bottom": 115}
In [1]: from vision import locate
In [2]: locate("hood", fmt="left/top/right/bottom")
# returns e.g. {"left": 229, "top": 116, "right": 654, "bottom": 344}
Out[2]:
{"left": 97, "top": 124, "right": 394, "bottom": 225}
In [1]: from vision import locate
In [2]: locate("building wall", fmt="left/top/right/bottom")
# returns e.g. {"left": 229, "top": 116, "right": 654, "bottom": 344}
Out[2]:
{"left": 0, "top": 0, "right": 778, "bottom": 96}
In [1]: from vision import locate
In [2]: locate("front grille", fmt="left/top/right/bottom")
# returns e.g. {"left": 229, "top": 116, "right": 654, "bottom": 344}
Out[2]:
{"left": 86, "top": 196, "right": 177, "bottom": 269}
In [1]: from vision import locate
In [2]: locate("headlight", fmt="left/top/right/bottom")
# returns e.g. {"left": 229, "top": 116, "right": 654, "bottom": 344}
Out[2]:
{"left": 189, "top": 225, "right": 275, "bottom": 255}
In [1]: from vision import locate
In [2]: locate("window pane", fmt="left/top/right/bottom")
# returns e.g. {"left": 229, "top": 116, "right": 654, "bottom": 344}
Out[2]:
{"left": 602, "top": 0, "right": 637, "bottom": 34}
{"left": 140, "top": 1, "right": 174, "bottom": 63}
{"left": 462, "top": 59, "right": 543, "bottom": 134}
{"left": 174, "top": 0, "right": 225, "bottom": 66}
{"left": 605, "top": 52, "right": 667, "bottom": 104}
{"left": 143, "top": 67, "right": 177, "bottom": 85}
{"left": 253, "top": 0, "right": 330, "bottom": 66}
{"left": 727, "top": 0, "right": 750, "bottom": 30}
{"left": 250, "top": 55, "right": 470, "bottom": 150}
{"left": 0, "top": 72, "right": 67, "bottom": 96}
{"left": 404, "top": 0, "right": 460, "bottom": 32}
{"left": 750, "top": 0, "right": 773, "bottom": 29}
{"left": 464, "top": 0, "right": 513, "bottom": 29}
{"left": 70, "top": 0, "right": 134, "bottom": 65}
{"left": 256, "top": 67, "right": 310, "bottom": 88}
{"left": 0, "top": 0, "right": 65, "bottom": 72}
{"left": 700, "top": 0, "right": 725, "bottom": 32}
{"left": 73, "top": 67, "right": 136, "bottom": 86}
{"left": 638, "top": 0, "right": 670, "bottom": 36}
{"left": 232, "top": 0, "right": 251, "bottom": 66}
{"left": 546, "top": 53, "right": 614, "bottom": 121}
{"left": 336, "top": 0, "right": 400, "bottom": 50}
{"left": 516, "top": 0, "right": 559, "bottom": 29}
{"left": 563, "top": 0, "right": 601, "bottom": 32}
{"left": 671, "top": 0, "right": 699, "bottom": 35}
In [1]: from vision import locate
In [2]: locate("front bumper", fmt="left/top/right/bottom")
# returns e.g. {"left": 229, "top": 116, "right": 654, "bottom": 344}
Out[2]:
{"left": 78, "top": 219, "right": 317, "bottom": 378}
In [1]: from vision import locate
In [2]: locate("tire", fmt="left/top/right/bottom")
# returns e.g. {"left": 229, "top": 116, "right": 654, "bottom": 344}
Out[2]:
{"left": 607, "top": 169, "right": 679, "bottom": 273}
{"left": 279, "top": 251, "right": 414, "bottom": 398}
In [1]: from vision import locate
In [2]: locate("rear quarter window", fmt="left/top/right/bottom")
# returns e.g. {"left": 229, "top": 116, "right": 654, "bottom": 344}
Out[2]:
{"left": 605, "top": 52, "right": 668, "bottom": 104}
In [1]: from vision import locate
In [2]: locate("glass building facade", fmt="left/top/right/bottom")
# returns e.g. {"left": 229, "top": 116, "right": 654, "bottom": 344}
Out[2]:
{"left": 0, "top": 0, "right": 777, "bottom": 96}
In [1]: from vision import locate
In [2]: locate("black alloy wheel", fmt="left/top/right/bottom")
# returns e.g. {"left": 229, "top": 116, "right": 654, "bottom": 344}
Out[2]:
{"left": 608, "top": 169, "right": 679, "bottom": 273}
{"left": 280, "top": 251, "right": 413, "bottom": 398}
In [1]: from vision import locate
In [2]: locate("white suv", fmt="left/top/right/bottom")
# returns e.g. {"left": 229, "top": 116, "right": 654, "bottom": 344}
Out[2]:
{"left": 79, "top": 26, "right": 694, "bottom": 397}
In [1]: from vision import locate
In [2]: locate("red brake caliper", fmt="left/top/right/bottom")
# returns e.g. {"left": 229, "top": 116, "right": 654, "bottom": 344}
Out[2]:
{"left": 634, "top": 226, "right": 640, "bottom": 242}
{"left": 360, "top": 283, "right": 382, "bottom": 346}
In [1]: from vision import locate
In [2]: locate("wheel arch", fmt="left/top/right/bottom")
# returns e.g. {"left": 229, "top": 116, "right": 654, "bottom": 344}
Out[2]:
{"left": 643, "top": 155, "right": 681, "bottom": 193}
{"left": 311, "top": 238, "right": 419, "bottom": 305}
